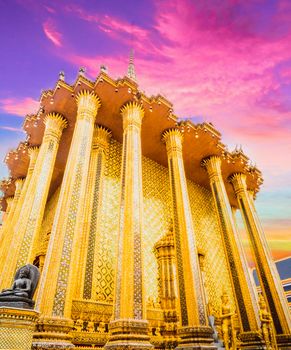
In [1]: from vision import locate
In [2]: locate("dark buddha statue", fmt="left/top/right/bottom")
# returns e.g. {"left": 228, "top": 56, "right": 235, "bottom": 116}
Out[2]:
{"left": 0, "top": 264, "right": 40, "bottom": 309}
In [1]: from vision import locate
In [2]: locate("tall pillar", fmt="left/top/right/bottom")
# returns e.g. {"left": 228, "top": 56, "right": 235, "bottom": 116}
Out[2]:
{"left": 201, "top": 156, "right": 265, "bottom": 348}
{"left": 0, "top": 148, "right": 39, "bottom": 275}
{"left": 5, "top": 196, "right": 13, "bottom": 215}
{"left": 0, "top": 196, "right": 14, "bottom": 250}
{"left": 229, "top": 173, "right": 291, "bottom": 348}
{"left": 0, "top": 113, "right": 67, "bottom": 290}
{"left": 34, "top": 91, "right": 101, "bottom": 348}
{"left": 162, "top": 129, "right": 216, "bottom": 350}
{"left": 0, "top": 179, "right": 23, "bottom": 256}
{"left": 9, "top": 147, "right": 39, "bottom": 233}
{"left": 1, "top": 179, "right": 24, "bottom": 229}
{"left": 154, "top": 227, "right": 177, "bottom": 317}
{"left": 105, "top": 102, "right": 153, "bottom": 350}
{"left": 0, "top": 195, "right": 14, "bottom": 242}
{"left": 81, "top": 125, "right": 111, "bottom": 300}
{"left": 154, "top": 226, "right": 178, "bottom": 345}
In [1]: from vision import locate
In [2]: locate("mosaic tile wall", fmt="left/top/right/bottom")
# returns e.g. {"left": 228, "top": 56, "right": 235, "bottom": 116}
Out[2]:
{"left": 40, "top": 138, "right": 233, "bottom": 316}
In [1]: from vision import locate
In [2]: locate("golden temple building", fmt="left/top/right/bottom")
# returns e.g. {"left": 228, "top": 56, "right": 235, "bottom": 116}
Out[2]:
{"left": 0, "top": 62, "right": 291, "bottom": 350}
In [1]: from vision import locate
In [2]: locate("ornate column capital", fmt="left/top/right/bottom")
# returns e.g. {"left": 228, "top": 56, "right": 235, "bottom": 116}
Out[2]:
{"left": 14, "top": 178, "right": 25, "bottom": 199}
{"left": 44, "top": 113, "right": 68, "bottom": 142}
{"left": 5, "top": 196, "right": 14, "bottom": 209}
{"left": 228, "top": 172, "right": 247, "bottom": 196}
{"left": 121, "top": 101, "right": 144, "bottom": 130}
{"left": 14, "top": 178, "right": 25, "bottom": 190}
{"left": 201, "top": 155, "right": 221, "bottom": 180}
{"left": 247, "top": 189, "right": 255, "bottom": 201}
{"left": 161, "top": 128, "right": 183, "bottom": 155}
{"left": 92, "top": 125, "right": 112, "bottom": 151}
{"left": 27, "top": 146, "right": 39, "bottom": 162}
{"left": 76, "top": 90, "right": 101, "bottom": 121}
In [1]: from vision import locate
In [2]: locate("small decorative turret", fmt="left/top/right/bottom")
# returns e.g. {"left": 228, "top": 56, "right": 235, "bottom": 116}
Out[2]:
{"left": 59, "top": 71, "right": 65, "bottom": 81}
{"left": 78, "top": 67, "right": 86, "bottom": 77}
{"left": 100, "top": 65, "right": 108, "bottom": 74}
{"left": 127, "top": 49, "right": 137, "bottom": 82}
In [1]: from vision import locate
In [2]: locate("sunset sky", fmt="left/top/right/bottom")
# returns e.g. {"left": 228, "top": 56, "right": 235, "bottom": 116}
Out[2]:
{"left": 0, "top": 0, "right": 290, "bottom": 262}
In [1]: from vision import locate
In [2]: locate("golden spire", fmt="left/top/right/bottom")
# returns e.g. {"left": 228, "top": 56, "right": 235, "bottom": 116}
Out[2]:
{"left": 127, "top": 49, "right": 137, "bottom": 82}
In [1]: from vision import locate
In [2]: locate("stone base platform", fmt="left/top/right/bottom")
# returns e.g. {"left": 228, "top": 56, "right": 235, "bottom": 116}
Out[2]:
{"left": 0, "top": 306, "right": 39, "bottom": 350}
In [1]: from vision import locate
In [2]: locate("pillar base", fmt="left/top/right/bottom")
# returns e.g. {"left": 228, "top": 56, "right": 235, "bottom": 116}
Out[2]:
{"left": 32, "top": 316, "right": 74, "bottom": 349}
{"left": 176, "top": 326, "right": 217, "bottom": 350}
{"left": 0, "top": 306, "right": 39, "bottom": 350}
{"left": 239, "top": 331, "right": 266, "bottom": 349}
{"left": 276, "top": 334, "right": 291, "bottom": 350}
{"left": 105, "top": 319, "right": 154, "bottom": 350}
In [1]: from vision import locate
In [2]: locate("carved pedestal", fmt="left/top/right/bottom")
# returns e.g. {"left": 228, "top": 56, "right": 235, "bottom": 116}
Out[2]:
{"left": 0, "top": 307, "right": 39, "bottom": 350}
{"left": 32, "top": 316, "right": 74, "bottom": 349}
{"left": 176, "top": 326, "right": 217, "bottom": 350}
{"left": 105, "top": 319, "right": 153, "bottom": 350}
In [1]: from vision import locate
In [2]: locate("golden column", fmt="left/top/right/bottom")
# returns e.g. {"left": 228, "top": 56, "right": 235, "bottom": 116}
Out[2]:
{"left": 0, "top": 148, "right": 39, "bottom": 269}
{"left": 162, "top": 129, "right": 215, "bottom": 350}
{"left": 1, "top": 179, "right": 24, "bottom": 229}
{"left": 9, "top": 147, "right": 40, "bottom": 231}
{"left": 34, "top": 91, "right": 101, "bottom": 347}
{"left": 0, "top": 114, "right": 67, "bottom": 290}
{"left": 154, "top": 227, "right": 177, "bottom": 320}
{"left": 1, "top": 196, "right": 14, "bottom": 223}
{"left": 105, "top": 102, "right": 152, "bottom": 350}
{"left": 201, "top": 156, "right": 265, "bottom": 348}
{"left": 229, "top": 173, "right": 291, "bottom": 347}
{"left": 81, "top": 125, "right": 111, "bottom": 300}
{"left": 0, "top": 179, "right": 23, "bottom": 247}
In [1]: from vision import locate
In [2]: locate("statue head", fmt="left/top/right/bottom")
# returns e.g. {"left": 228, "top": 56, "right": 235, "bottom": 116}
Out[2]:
{"left": 19, "top": 266, "right": 30, "bottom": 278}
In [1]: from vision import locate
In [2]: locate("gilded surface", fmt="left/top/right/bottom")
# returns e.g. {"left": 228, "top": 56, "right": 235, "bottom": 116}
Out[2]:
{"left": 35, "top": 137, "right": 233, "bottom": 321}
{"left": 187, "top": 181, "right": 234, "bottom": 317}
{"left": 95, "top": 138, "right": 233, "bottom": 318}
{"left": 0, "top": 308, "right": 38, "bottom": 350}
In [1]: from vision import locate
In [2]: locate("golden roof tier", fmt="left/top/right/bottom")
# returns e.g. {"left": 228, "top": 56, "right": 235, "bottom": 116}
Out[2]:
{"left": 0, "top": 69, "right": 263, "bottom": 211}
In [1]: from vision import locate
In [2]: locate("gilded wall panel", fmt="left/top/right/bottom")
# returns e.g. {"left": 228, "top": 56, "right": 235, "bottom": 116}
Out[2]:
{"left": 187, "top": 182, "right": 234, "bottom": 315}
{"left": 34, "top": 186, "right": 61, "bottom": 259}
{"left": 38, "top": 138, "right": 232, "bottom": 318}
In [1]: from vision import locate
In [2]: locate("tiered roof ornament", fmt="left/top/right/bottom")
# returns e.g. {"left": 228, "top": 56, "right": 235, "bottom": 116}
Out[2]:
{"left": 127, "top": 49, "right": 137, "bottom": 82}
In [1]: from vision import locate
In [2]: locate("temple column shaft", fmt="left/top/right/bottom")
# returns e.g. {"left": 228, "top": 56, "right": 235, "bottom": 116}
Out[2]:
{"left": 0, "top": 180, "right": 23, "bottom": 252}
{"left": 0, "top": 148, "right": 38, "bottom": 277}
{"left": 0, "top": 196, "right": 14, "bottom": 255}
{"left": 202, "top": 156, "right": 265, "bottom": 348}
{"left": 0, "top": 179, "right": 23, "bottom": 247}
{"left": 81, "top": 125, "right": 111, "bottom": 300}
{"left": 35, "top": 91, "right": 100, "bottom": 329}
{"left": 1, "top": 196, "right": 14, "bottom": 223}
{"left": 230, "top": 173, "right": 291, "bottom": 342}
{"left": 162, "top": 129, "right": 215, "bottom": 349}
{"left": 1, "top": 179, "right": 23, "bottom": 229}
{"left": 0, "top": 114, "right": 67, "bottom": 290}
{"left": 105, "top": 102, "right": 152, "bottom": 350}
{"left": 154, "top": 229, "right": 177, "bottom": 317}
{"left": 7, "top": 147, "right": 39, "bottom": 236}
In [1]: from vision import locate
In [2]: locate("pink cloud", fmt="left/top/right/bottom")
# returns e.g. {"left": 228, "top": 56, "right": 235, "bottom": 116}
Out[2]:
{"left": 0, "top": 126, "right": 24, "bottom": 133}
{"left": 64, "top": 5, "right": 161, "bottom": 56}
{"left": 44, "top": 5, "right": 56, "bottom": 14}
{"left": 43, "top": 19, "right": 62, "bottom": 47}
{"left": 0, "top": 97, "right": 39, "bottom": 116}
{"left": 52, "top": 0, "right": 291, "bottom": 191}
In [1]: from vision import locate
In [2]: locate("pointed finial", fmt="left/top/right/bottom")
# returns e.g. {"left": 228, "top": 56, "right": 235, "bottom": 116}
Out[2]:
{"left": 79, "top": 67, "right": 86, "bottom": 77}
{"left": 100, "top": 65, "right": 108, "bottom": 74}
{"left": 59, "top": 71, "right": 65, "bottom": 81}
{"left": 127, "top": 49, "right": 137, "bottom": 82}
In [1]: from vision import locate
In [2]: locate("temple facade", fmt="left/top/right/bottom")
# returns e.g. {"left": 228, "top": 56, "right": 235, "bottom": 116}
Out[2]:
{"left": 0, "top": 65, "right": 290, "bottom": 350}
